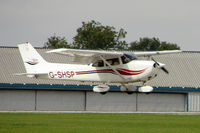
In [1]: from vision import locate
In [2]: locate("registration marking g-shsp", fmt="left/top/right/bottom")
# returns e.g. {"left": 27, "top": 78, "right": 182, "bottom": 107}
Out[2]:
{"left": 49, "top": 71, "right": 75, "bottom": 79}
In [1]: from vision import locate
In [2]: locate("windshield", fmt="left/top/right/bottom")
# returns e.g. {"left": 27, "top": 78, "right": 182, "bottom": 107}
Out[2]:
{"left": 124, "top": 53, "right": 138, "bottom": 60}
{"left": 121, "top": 53, "right": 138, "bottom": 64}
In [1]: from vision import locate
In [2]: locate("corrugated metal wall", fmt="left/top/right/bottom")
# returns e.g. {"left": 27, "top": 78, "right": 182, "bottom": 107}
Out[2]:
{"left": 188, "top": 92, "right": 200, "bottom": 111}
{"left": 1, "top": 47, "right": 200, "bottom": 88}
{"left": 137, "top": 93, "right": 186, "bottom": 111}
{"left": 36, "top": 91, "right": 85, "bottom": 111}
{"left": 0, "top": 90, "right": 35, "bottom": 111}
{"left": 0, "top": 90, "right": 86, "bottom": 111}
{"left": 86, "top": 92, "right": 137, "bottom": 111}
{"left": 0, "top": 90, "right": 186, "bottom": 112}
{"left": 1, "top": 48, "right": 200, "bottom": 112}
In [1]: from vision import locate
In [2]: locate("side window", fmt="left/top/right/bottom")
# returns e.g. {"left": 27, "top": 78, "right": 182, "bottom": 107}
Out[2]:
{"left": 121, "top": 56, "right": 130, "bottom": 64}
{"left": 92, "top": 60, "right": 104, "bottom": 67}
{"left": 92, "top": 58, "right": 120, "bottom": 67}
{"left": 106, "top": 58, "right": 120, "bottom": 66}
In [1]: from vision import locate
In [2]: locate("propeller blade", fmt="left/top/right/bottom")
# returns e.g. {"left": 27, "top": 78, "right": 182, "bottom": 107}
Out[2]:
{"left": 152, "top": 57, "right": 160, "bottom": 68}
{"left": 152, "top": 57, "right": 169, "bottom": 74}
{"left": 161, "top": 67, "right": 169, "bottom": 74}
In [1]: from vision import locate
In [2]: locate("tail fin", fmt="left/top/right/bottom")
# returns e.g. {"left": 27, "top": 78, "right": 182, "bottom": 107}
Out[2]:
{"left": 18, "top": 42, "right": 48, "bottom": 74}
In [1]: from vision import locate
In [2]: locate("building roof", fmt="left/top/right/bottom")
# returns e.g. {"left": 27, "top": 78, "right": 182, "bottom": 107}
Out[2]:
{"left": 1, "top": 47, "right": 200, "bottom": 88}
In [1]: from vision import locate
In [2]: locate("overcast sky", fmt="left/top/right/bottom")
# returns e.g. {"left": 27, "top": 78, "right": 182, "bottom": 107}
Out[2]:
{"left": 0, "top": 0, "right": 200, "bottom": 50}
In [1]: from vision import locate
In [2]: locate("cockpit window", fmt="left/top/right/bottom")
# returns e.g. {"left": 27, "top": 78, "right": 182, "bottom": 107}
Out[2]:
{"left": 106, "top": 58, "right": 120, "bottom": 66}
{"left": 121, "top": 53, "right": 138, "bottom": 64}
{"left": 92, "top": 60, "right": 104, "bottom": 67}
{"left": 92, "top": 54, "right": 136, "bottom": 67}
{"left": 92, "top": 58, "right": 120, "bottom": 67}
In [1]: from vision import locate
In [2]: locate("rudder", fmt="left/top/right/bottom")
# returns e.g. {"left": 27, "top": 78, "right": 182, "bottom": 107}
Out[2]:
{"left": 18, "top": 42, "right": 48, "bottom": 73}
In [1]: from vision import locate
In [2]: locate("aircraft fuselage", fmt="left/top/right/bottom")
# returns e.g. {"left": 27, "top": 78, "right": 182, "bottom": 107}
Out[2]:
{"left": 36, "top": 60, "right": 159, "bottom": 84}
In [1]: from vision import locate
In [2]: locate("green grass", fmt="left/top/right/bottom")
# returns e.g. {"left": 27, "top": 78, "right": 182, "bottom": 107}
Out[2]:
{"left": 0, "top": 113, "right": 199, "bottom": 133}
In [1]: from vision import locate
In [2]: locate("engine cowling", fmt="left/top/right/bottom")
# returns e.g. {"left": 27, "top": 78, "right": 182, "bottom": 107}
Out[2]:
{"left": 138, "top": 86, "right": 153, "bottom": 93}
{"left": 93, "top": 85, "right": 110, "bottom": 93}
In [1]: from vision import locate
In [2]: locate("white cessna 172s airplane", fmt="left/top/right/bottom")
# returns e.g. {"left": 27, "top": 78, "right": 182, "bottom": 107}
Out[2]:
{"left": 17, "top": 42, "right": 181, "bottom": 94}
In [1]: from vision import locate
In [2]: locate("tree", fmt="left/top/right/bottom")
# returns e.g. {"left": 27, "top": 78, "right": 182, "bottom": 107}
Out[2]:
{"left": 72, "top": 20, "right": 128, "bottom": 50}
{"left": 44, "top": 35, "right": 70, "bottom": 48}
{"left": 129, "top": 37, "right": 180, "bottom": 51}
{"left": 158, "top": 41, "right": 180, "bottom": 50}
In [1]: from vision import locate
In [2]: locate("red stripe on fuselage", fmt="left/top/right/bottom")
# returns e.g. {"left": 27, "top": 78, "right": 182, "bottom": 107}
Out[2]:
{"left": 76, "top": 68, "right": 146, "bottom": 76}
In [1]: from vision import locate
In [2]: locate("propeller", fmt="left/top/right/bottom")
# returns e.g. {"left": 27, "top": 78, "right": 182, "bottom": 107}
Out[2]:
{"left": 160, "top": 67, "right": 169, "bottom": 74}
{"left": 152, "top": 57, "right": 169, "bottom": 74}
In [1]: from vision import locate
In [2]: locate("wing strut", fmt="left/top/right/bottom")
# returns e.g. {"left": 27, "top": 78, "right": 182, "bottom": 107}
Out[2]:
{"left": 99, "top": 55, "right": 126, "bottom": 81}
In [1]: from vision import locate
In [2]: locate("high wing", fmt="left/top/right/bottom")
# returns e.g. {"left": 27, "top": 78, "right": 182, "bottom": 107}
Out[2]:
{"left": 47, "top": 49, "right": 123, "bottom": 64}
{"left": 47, "top": 48, "right": 181, "bottom": 64}
{"left": 134, "top": 50, "right": 181, "bottom": 56}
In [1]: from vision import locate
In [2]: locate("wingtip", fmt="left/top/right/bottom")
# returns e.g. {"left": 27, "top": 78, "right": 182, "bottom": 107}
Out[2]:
{"left": 46, "top": 48, "right": 67, "bottom": 54}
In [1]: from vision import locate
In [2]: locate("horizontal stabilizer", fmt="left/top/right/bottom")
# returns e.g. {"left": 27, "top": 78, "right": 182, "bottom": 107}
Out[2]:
{"left": 14, "top": 73, "right": 47, "bottom": 76}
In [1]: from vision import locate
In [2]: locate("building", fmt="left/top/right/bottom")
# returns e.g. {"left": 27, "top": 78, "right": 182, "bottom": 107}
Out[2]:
{"left": 0, "top": 46, "right": 200, "bottom": 112}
